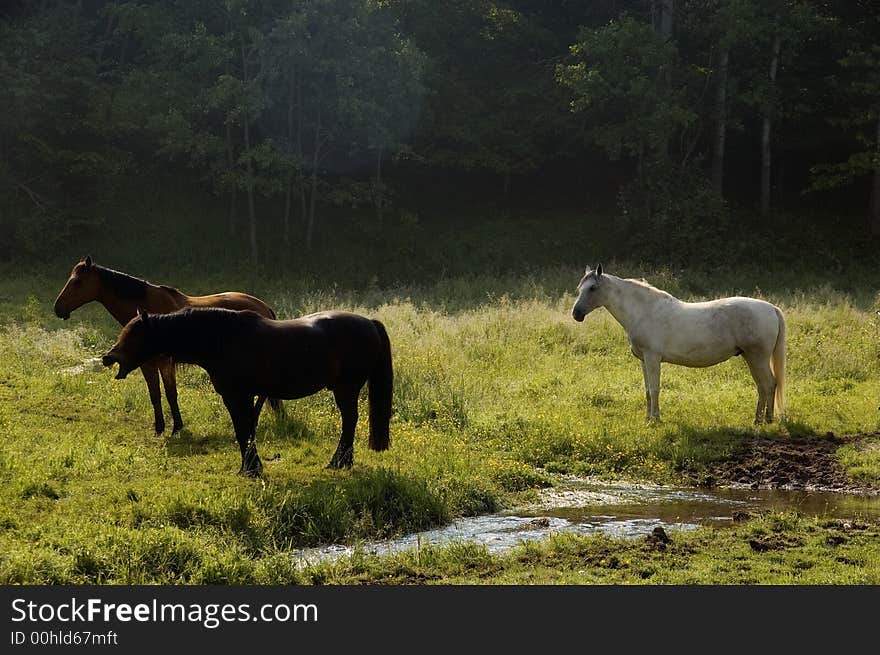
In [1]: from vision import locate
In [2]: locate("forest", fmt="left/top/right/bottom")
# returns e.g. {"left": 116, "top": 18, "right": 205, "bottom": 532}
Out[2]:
{"left": 2, "top": 0, "right": 879, "bottom": 267}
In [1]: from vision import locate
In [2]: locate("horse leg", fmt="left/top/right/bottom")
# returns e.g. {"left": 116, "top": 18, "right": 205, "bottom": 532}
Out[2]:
{"left": 745, "top": 353, "right": 775, "bottom": 424}
{"left": 253, "top": 396, "right": 267, "bottom": 432}
{"left": 268, "top": 397, "right": 285, "bottom": 417}
{"left": 141, "top": 362, "right": 165, "bottom": 434}
{"left": 328, "top": 386, "right": 359, "bottom": 469}
{"left": 158, "top": 358, "right": 184, "bottom": 434}
{"left": 642, "top": 353, "right": 662, "bottom": 421}
{"left": 223, "top": 394, "right": 263, "bottom": 477}
{"left": 639, "top": 359, "right": 651, "bottom": 420}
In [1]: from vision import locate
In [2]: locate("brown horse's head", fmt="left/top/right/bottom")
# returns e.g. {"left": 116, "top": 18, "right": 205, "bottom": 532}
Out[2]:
{"left": 102, "top": 308, "right": 154, "bottom": 379}
{"left": 54, "top": 256, "right": 101, "bottom": 319}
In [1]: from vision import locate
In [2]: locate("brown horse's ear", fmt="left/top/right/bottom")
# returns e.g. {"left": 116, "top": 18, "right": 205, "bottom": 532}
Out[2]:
{"left": 84, "top": 255, "right": 93, "bottom": 267}
{"left": 137, "top": 307, "right": 151, "bottom": 327}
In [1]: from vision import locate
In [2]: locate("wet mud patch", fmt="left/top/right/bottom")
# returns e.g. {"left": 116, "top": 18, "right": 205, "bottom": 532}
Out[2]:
{"left": 691, "top": 432, "right": 880, "bottom": 494}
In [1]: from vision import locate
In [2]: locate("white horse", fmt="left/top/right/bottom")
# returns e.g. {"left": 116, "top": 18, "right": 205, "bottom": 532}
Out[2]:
{"left": 571, "top": 265, "right": 786, "bottom": 423}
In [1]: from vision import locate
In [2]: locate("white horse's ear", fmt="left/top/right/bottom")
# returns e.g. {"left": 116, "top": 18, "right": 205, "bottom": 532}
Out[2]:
{"left": 584, "top": 265, "right": 592, "bottom": 275}
{"left": 596, "top": 263, "right": 603, "bottom": 278}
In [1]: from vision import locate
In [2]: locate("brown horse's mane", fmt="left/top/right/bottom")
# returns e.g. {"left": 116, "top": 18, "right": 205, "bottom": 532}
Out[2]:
{"left": 95, "top": 265, "right": 182, "bottom": 301}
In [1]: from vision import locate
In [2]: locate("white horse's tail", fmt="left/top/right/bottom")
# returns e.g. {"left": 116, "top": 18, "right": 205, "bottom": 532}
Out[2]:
{"left": 771, "top": 307, "right": 786, "bottom": 417}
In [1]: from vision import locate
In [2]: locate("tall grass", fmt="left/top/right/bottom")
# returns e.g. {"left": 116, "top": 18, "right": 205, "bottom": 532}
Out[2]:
{"left": 1, "top": 209, "right": 879, "bottom": 583}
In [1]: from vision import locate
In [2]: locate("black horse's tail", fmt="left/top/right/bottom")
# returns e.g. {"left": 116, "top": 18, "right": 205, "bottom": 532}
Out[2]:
{"left": 368, "top": 319, "right": 393, "bottom": 451}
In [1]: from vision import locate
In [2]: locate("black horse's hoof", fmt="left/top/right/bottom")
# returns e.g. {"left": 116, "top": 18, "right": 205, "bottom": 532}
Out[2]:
{"left": 171, "top": 422, "right": 184, "bottom": 435}
{"left": 327, "top": 456, "right": 353, "bottom": 470}
{"left": 154, "top": 422, "right": 166, "bottom": 435}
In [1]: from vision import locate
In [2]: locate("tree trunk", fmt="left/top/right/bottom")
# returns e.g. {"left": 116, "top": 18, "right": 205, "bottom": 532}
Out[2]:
{"left": 305, "top": 108, "right": 322, "bottom": 252}
{"left": 282, "top": 66, "right": 295, "bottom": 265}
{"left": 872, "top": 112, "right": 880, "bottom": 234}
{"left": 225, "top": 119, "right": 237, "bottom": 237}
{"left": 712, "top": 48, "right": 729, "bottom": 196}
{"left": 659, "top": 0, "right": 674, "bottom": 41}
{"left": 296, "top": 75, "right": 308, "bottom": 243}
{"left": 224, "top": 51, "right": 237, "bottom": 237}
{"left": 651, "top": 1, "right": 674, "bottom": 160}
{"left": 761, "top": 34, "right": 781, "bottom": 216}
{"left": 374, "top": 147, "right": 384, "bottom": 222}
{"left": 241, "top": 43, "right": 258, "bottom": 266}
{"left": 306, "top": 166, "right": 318, "bottom": 251}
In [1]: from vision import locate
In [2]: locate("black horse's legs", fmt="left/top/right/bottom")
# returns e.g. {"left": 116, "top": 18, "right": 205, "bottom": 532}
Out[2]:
{"left": 328, "top": 387, "right": 359, "bottom": 469}
{"left": 223, "top": 394, "right": 263, "bottom": 477}
{"left": 159, "top": 358, "right": 184, "bottom": 434}
{"left": 268, "top": 397, "right": 285, "bottom": 415}
{"left": 253, "top": 396, "right": 267, "bottom": 432}
{"left": 141, "top": 362, "right": 165, "bottom": 434}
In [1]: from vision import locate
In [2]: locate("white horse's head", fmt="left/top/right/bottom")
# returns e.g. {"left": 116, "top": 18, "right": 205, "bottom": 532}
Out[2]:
{"left": 572, "top": 264, "right": 605, "bottom": 322}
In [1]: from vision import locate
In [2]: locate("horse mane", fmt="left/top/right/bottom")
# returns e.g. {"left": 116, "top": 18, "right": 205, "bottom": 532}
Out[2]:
{"left": 155, "top": 307, "right": 260, "bottom": 336}
{"left": 159, "top": 284, "right": 185, "bottom": 297}
{"left": 94, "top": 265, "right": 184, "bottom": 300}
{"left": 150, "top": 307, "right": 261, "bottom": 362}
{"left": 95, "top": 265, "right": 149, "bottom": 300}
{"left": 619, "top": 276, "right": 676, "bottom": 300}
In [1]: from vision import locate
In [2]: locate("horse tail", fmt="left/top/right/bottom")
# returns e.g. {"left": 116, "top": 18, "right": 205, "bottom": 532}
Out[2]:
{"left": 264, "top": 305, "right": 281, "bottom": 412}
{"left": 771, "top": 306, "right": 786, "bottom": 417}
{"left": 367, "top": 319, "right": 393, "bottom": 451}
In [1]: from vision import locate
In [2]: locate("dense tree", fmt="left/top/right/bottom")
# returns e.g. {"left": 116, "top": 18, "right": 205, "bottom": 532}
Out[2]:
{"left": 2, "top": 0, "right": 879, "bottom": 261}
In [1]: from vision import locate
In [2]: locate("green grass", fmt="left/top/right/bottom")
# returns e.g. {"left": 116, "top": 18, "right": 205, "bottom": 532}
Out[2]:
{"left": 295, "top": 513, "right": 880, "bottom": 585}
{"left": 1, "top": 209, "right": 880, "bottom": 584}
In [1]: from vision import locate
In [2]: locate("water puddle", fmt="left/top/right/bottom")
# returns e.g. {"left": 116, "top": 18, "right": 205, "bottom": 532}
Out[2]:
{"left": 57, "top": 357, "right": 104, "bottom": 376}
{"left": 294, "top": 479, "right": 880, "bottom": 566}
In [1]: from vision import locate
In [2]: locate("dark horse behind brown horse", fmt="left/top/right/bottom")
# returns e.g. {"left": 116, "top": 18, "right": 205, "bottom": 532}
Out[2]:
{"left": 53, "top": 256, "right": 279, "bottom": 434}
{"left": 101, "top": 307, "right": 393, "bottom": 475}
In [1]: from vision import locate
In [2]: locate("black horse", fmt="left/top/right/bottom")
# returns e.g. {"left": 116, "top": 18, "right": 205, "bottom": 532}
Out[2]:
{"left": 102, "top": 307, "right": 393, "bottom": 475}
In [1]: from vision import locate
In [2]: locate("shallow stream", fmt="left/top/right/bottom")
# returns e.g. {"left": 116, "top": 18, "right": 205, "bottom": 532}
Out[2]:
{"left": 295, "top": 478, "right": 880, "bottom": 565}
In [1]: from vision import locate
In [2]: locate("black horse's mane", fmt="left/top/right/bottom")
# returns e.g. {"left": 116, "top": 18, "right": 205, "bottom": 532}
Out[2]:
{"left": 95, "top": 265, "right": 181, "bottom": 300}
{"left": 150, "top": 307, "right": 260, "bottom": 361}
{"left": 153, "top": 307, "right": 260, "bottom": 340}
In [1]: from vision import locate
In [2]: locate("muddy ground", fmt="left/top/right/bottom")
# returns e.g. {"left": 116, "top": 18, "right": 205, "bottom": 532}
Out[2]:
{"left": 687, "top": 432, "right": 880, "bottom": 494}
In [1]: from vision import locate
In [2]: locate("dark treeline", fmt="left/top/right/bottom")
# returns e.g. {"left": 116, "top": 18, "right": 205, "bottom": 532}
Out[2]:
{"left": 1, "top": 0, "right": 879, "bottom": 266}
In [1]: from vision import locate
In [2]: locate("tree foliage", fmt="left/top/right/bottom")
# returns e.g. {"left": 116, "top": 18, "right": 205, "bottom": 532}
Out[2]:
{"left": 2, "top": 0, "right": 879, "bottom": 260}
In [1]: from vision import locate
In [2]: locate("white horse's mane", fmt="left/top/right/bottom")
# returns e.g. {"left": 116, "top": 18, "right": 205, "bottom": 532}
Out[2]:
{"left": 617, "top": 275, "right": 676, "bottom": 300}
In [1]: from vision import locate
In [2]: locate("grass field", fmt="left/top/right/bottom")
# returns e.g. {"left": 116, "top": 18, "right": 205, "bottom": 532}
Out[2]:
{"left": 1, "top": 208, "right": 880, "bottom": 583}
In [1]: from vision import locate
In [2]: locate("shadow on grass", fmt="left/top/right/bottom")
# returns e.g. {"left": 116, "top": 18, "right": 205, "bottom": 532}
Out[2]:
{"left": 260, "top": 467, "right": 450, "bottom": 547}
{"left": 164, "top": 410, "right": 329, "bottom": 459}
{"left": 163, "top": 430, "right": 232, "bottom": 458}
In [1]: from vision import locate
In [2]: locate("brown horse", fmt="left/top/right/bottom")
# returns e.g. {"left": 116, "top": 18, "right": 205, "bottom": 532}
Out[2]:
{"left": 101, "top": 307, "right": 393, "bottom": 476}
{"left": 53, "top": 256, "right": 279, "bottom": 434}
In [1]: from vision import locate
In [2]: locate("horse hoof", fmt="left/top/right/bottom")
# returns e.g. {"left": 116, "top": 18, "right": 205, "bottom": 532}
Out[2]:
{"left": 239, "top": 466, "right": 263, "bottom": 478}
{"left": 154, "top": 423, "right": 166, "bottom": 435}
{"left": 171, "top": 423, "right": 184, "bottom": 435}
{"left": 326, "top": 459, "right": 353, "bottom": 470}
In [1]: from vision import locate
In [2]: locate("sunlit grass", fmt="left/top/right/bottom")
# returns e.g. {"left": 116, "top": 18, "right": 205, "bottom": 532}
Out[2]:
{"left": 1, "top": 262, "right": 879, "bottom": 583}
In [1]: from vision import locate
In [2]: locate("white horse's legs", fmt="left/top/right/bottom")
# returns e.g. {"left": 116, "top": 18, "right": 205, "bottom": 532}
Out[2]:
{"left": 639, "top": 360, "right": 651, "bottom": 419}
{"left": 641, "top": 354, "right": 662, "bottom": 421}
{"left": 744, "top": 353, "right": 776, "bottom": 423}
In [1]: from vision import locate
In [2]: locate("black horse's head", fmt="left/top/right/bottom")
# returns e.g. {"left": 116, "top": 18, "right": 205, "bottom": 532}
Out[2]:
{"left": 102, "top": 308, "right": 155, "bottom": 379}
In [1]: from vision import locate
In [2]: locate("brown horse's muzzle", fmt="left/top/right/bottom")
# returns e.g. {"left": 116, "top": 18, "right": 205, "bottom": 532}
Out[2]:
{"left": 54, "top": 301, "right": 70, "bottom": 320}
